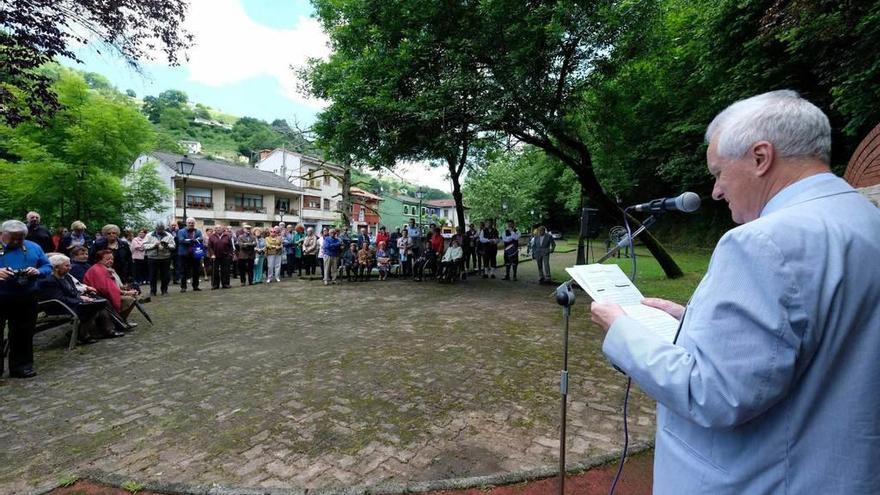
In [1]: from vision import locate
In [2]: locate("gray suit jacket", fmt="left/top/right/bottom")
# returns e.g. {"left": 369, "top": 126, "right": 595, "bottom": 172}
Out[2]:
{"left": 529, "top": 233, "right": 555, "bottom": 258}
{"left": 603, "top": 174, "right": 880, "bottom": 494}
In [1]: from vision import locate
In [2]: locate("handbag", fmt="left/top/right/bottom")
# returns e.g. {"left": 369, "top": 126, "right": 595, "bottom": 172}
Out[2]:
{"left": 192, "top": 242, "right": 205, "bottom": 260}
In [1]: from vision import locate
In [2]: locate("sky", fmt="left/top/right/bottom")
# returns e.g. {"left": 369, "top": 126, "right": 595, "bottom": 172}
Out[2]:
{"left": 64, "top": 0, "right": 453, "bottom": 192}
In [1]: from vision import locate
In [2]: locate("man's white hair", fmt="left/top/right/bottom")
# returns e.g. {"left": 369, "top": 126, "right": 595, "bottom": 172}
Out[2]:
{"left": 2, "top": 219, "right": 28, "bottom": 234}
{"left": 49, "top": 254, "right": 70, "bottom": 268}
{"left": 705, "top": 90, "right": 831, "bottom": 164}
{"left": 186, "top": 217, "right": 196, "bottom": 223}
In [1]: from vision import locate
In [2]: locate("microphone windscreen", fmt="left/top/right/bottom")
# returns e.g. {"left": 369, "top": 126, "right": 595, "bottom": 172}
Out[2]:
{"left": 676, "top": 192, "right": 701, "bottom": 212}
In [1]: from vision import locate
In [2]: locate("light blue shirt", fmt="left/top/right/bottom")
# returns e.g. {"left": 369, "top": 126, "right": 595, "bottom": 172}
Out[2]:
{"left": 603, "top": 175, "right": 880, "bottom": 494}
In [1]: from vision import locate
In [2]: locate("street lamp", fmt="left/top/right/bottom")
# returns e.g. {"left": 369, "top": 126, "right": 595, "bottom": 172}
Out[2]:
{"left": 278, "top": 206, "right": 287, "bottom": 225}
{"left": 501, "top": 199, "right": 509, "bottom": 223}
{"left": 175, "top": 154, "right": 196, "bottom": 221}
{"left": 416, "top": 187, "right": 425, "bottom": 231}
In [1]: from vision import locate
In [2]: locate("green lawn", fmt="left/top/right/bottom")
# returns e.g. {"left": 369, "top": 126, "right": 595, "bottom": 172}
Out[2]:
{"left": 545, "top": 246, "right": 711, "bottom": 304}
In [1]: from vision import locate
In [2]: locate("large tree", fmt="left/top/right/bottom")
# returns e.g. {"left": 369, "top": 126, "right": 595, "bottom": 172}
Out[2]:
{"left": 0, "top": 69, "right": 158, "bottom": 228}
{"left": 304, "top": 0, "right": 495, "bottom": 233}
{"left": 305, "top": 0, "right": 684, "bottom": 276}
{"left": 0, "top": 0, "right": 192, "bottom": 125}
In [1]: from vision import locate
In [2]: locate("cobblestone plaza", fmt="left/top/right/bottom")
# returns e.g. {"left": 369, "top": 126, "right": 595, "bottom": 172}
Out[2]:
{"left": 0, "top": 260, "right": 655, "bottom": 493}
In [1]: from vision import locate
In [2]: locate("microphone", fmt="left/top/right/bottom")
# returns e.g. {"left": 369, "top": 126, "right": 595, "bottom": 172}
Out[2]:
{"left": 631, "top": 192, "right": 701, "bottom": 213}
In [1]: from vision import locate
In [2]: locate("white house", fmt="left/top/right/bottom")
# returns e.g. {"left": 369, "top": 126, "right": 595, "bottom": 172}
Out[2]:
{"left": 131, "top": 152, "right": 303, "bottom": 230}
{"left": 255, "top": 149, "right": 344, "bottom": 231}
{"left": 426, "top": 199, "right": 470, "bottom": 228}
{"left": 178, "top": 140, "right": 202, "bottom": 154}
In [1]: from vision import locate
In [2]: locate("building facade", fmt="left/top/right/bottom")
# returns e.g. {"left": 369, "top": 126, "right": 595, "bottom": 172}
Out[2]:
{"left": 131, "top": 152, "right": 303, "bottom": 230}
{"left": 349, "top": 187, "right": 382, "bottom": 234}
{"left": 255, "top": 149, "right": 343, "bottom": 231}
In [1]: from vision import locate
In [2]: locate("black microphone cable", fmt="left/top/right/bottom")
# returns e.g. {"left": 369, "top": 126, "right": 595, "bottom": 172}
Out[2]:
{"left": 607, "top": 207, "right": 638, "bottom": 495}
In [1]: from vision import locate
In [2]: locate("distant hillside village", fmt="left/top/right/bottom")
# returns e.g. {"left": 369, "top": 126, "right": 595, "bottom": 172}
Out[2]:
{"left": 132, "top": 148, "right": 468, "bottom": 235}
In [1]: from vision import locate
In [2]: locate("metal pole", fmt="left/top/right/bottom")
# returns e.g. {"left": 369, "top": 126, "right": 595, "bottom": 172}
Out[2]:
{"left": 559, "top": 303, "right": 571, "bottom": 495}
{"left": 182, "top": 176, "right": 188, "bottom": 221}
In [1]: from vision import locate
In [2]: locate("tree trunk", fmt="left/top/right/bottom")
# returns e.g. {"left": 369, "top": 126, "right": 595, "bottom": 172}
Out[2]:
{"left": 570, "top": 155, "right": 683, "bottom": 279}
{"left": 448, "top": 158, "right": 467, "bottom": 233}
{"left": 339, "top": 160, "right": 352, "bottom": 228}
{"left": 526, "top": 132, "right": 684, "bottom": 278}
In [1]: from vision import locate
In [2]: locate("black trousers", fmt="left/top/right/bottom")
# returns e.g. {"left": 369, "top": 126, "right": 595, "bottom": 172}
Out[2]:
{"left": 0, "top": 294, "right": 38, "bottom": 374}
{"left": 212, "top": 257, "right": 231, "bottom": 288}
{"left": 148, "top": 258, "right": 172, "bottom": 295}
{"left": 286, "top": 253, "right": 296, "bottom": 276}
{"left": 237, "top": 258, "right": 254, "bottom": 284}
{"left": 463, "top": 247, "right": 476, "bottom": 270}
{"left": 483, "top": 246, "right": 498, "bottom": 268}
{"left": 303, "top": 255, "right": 317, "bottom": 275}
{"left": 179, "top": 254, "right": 201, "bottom": 290}
{"left": 133, "top": 259, "right": 148, "bottom": 283}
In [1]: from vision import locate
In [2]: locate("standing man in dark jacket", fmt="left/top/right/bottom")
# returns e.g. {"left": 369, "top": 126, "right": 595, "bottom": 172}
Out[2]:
{"left": 234, "top": 225, "right": 256, "bottom": 286}
{"left": 176, "top": 217, "right": 204, "bottom": 293}
{"left": 25, "top": 211, "right": 54, "bottom": 254}
{"left": 208, "top": 224, "right": 234, "bottom": 289}
{"left": 0, "top": 219, "right": 52, "bottom": 378}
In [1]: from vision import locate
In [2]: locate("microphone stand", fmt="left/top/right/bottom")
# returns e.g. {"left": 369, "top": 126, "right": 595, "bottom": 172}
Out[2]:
{"left": 595, "top": 213, "right": 661, "bottom": 264}
{"left": 552, "top": 210, "right": 663, "bottom": 495}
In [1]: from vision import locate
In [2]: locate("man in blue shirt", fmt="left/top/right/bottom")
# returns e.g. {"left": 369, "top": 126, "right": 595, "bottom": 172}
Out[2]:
{"left": 322, "top": 228, "right": 342, "bottom": 285}
{"left": 0, "top": 219, "right": 52, "bottom": 378}
{"left": 592, "top": 91, "right": 880, "bottom": 494}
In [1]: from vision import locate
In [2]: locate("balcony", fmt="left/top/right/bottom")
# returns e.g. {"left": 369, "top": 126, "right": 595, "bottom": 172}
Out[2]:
{"left": 176, "top": 197, "right": 213, "bottom": 209}
{"left": 225, "top": 204, "right": 267, "bottom": 214}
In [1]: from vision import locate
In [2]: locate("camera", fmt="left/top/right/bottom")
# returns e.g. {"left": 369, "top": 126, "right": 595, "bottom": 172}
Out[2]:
{"left": 9, "top": 269, "right": 34, "bottom": 286}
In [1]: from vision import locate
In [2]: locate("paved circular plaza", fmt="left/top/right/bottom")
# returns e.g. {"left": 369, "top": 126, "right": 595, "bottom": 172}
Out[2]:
{"left": 0, "top": 258, "right": 655, "bottom": 493}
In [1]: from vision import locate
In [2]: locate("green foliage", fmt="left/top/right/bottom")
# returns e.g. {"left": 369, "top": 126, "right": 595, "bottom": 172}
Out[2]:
{"left": 231, "top": 116, "right": 284, "bottom": 160}
{"left": 0, "top": 68, "right": 159, "bottom": 228}
{"left": 463, "top": 146, "right": 580, "bottom": 229}
{"left": 121, "top": 480, "right": 145, "bottom": 493}
{"left": 123, "top": 160, "right": 171, "bottom": 228}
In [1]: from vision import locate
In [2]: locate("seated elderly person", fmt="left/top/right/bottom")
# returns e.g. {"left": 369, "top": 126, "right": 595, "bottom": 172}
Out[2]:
{"left": 90, "top": 224, "right": 133, "bottom": 284}
{"left": 438, "top": 238, "right": 464, "bottom": 282}
{"left": 356, "top": 242, "right": 374, "bottom": 281}
{"left": 341, "top": 242, "right": 359, "bottom": 282}
{"left": 84, "top": 249, "right": 139, "bottom": 328}
{"left": 68, "top": 245, "right": 92, "bottom": 281}
{"left": 38, "top": 254, "right": 124, "bottom": 342}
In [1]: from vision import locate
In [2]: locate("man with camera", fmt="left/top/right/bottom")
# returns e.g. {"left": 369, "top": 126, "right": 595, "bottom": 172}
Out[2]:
{"left": 142, "top": 221, "right": 176, "bottom": 296}
{"left": 0, "top": 219, "right": 52, "bottom": 378}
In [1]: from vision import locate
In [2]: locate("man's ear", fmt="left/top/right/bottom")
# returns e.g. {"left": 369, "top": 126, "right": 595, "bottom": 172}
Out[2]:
{"left": 752, "top": 141, "right": 774, "bottom": 177}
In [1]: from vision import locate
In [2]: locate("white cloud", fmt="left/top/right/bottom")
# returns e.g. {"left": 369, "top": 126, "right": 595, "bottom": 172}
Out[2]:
{"left": 364, "top": 160, "right": 457, "bottom": 193}
{"left": 182, "top": 0, "right": 330, "bottom": 108}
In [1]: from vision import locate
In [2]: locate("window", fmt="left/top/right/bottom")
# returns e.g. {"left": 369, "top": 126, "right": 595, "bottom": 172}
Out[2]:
{"left": 324, "top": 175, "right": 331, "bottom": 186}
{"left": 229, "top": 221, "right": 241, "bottom": 227}
{"left": 234, "top": 193, "right": 263, "bottom": 211}
{"left": 422, "top": 207, "right": 427, "bottom": 215}
{"left": 183, "top": 187, "right": 212, "bottom": 208}
{"left": 323, "top": 198, "right": 331, "bottom": 211}
{"left": 358, "top": 208, "right": 365, "bottom": 222}
{"left": 304, "top": 195, "right": 320, "bottom": 209}
{"left": 276, "top": 198, "right": 290, "bottom": 212}
{"left": 403, "top": 205, "right": 408, "bottom": 215}
{"left": 308, "top": 178, "right": 322, "bottom": 189}
{"left": 202, "top": 219, "right": 215, "bottom": 226}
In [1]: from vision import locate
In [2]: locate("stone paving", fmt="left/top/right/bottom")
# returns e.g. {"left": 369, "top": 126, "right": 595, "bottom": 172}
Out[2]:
{"left": 0, "top": 255, "right": 656, "bottom": 493}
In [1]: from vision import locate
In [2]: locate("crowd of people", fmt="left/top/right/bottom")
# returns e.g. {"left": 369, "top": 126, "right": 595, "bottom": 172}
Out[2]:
{"left": 2, "top": 210, "right": 558, "bottom": 379}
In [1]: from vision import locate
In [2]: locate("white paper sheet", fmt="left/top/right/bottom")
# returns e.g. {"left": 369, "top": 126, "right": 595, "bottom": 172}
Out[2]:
{"left": 566, "top": 264, "right": 680, "bottom": 343}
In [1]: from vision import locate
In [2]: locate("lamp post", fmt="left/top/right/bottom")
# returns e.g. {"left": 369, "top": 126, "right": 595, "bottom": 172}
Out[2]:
{"left": 278, "top": 207, "right": 287, "bottom": 225}
{"left": 175, "top": 155, "right": 196, "bottom": 221}
{"left": 416, "top": 187, "right": 425, "bottom": 232}
{"left": 501, "top": 200, "right": 509, "bottom": 225}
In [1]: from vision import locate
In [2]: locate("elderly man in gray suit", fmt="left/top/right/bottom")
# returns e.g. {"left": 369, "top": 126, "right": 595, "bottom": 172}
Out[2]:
{"left": 529, "top": 225, "right": 556, "bottom": 284}
{"left": 591, "top": 90, "right": 880, "bottom": 494}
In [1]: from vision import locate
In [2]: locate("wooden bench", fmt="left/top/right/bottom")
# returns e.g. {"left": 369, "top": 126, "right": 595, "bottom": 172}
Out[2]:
{"left": 2, "top": 299, "right": 81, "bottom": 362}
